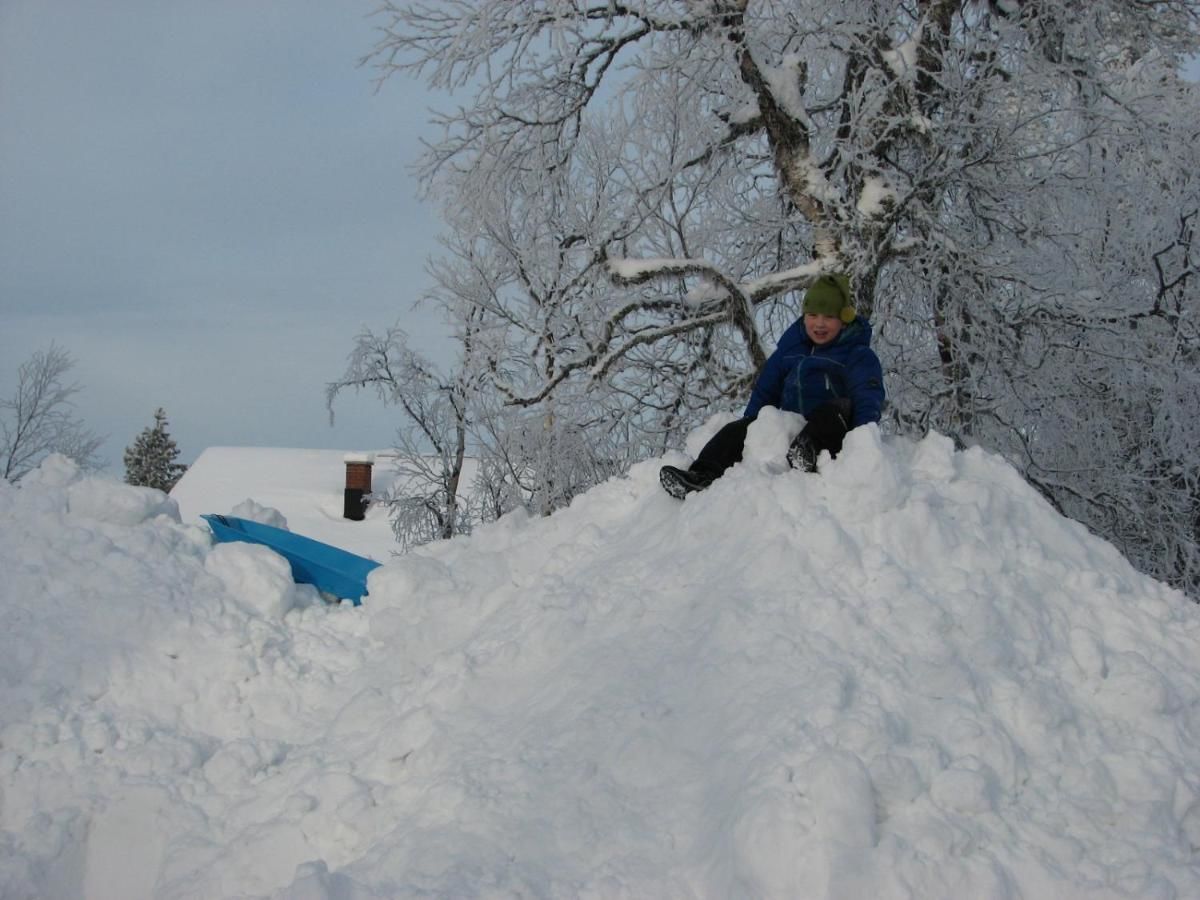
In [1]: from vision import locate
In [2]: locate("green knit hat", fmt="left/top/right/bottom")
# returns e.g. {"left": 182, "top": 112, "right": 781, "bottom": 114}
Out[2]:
{"left": 803, "top": 273, "right": 856, "bottom": 323}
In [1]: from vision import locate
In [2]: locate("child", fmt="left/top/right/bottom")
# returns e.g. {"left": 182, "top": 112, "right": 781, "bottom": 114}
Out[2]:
{"left": 660, "top": 273, "right": 885, "bottom": 498}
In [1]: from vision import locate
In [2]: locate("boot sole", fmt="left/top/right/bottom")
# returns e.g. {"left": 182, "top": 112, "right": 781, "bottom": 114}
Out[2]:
{"left": 659, "top": 466, "right": 708, "bottom": 499}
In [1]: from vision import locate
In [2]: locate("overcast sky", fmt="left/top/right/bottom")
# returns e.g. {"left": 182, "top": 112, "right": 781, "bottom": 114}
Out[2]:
{"left": 1, "top": 0, "right": 454, "bottom": 471}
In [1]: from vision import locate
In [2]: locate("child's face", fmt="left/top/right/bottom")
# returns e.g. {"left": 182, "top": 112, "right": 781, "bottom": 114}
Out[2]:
{"left": 804, "top": 313, "right": 844, "bottom": 346}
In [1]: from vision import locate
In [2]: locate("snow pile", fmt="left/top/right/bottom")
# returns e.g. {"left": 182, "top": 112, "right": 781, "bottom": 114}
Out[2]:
{"left": 3, "top": 422, "right": 1200, "bottom": 898}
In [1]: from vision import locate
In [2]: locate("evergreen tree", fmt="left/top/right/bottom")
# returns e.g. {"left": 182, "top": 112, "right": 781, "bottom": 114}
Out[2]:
{"left": 123, "top": 408, "right": 187, "bottom": 491}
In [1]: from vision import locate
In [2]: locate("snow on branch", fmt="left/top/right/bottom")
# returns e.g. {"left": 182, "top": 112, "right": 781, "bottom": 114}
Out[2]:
{"left": 881, "top": 24, "right": 922, "bottom": 83}
{"left": 488, "top": 251, "right": 796, "bottom": 409}
{"left": 609, "top": 255, "right": 827, "bottom": 305}
{"left": 743, "top": 261, "right": 825, "bottom": 302}
{"left": 607, "top": 254, "right": 838, "bottom": 368}
{"left": 606, "top": 256, "right": 699, "bottom": 284}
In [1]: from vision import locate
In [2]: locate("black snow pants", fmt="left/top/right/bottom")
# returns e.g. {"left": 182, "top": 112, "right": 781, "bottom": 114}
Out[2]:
{"left": 690, "top": 401, "right": 852, "bottom": 480}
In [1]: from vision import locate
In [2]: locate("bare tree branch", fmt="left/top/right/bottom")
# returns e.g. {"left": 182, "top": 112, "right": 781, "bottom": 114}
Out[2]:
{"left": 2, "top": 344, "right": 103, "bottom": 482}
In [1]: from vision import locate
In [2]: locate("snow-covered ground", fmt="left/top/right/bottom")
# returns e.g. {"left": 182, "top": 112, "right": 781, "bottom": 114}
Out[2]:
{"left": 3, "top": 412, "right": 1200, "bottom": 899}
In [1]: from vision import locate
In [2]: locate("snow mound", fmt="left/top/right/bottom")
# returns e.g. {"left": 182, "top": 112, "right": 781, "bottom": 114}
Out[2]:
{"left": 2, "top": 426, "right": 1199, "bottom": 899}
{"left": 206, "top": 542, "right": 298, "bottom": 620}
{"left": 230, "top": 497, "right": 289, "bottom": 530}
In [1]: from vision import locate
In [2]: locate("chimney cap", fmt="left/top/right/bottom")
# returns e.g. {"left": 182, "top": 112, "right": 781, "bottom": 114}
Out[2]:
{"left": 343, "top": 453, "right": 375, "bottom": 465}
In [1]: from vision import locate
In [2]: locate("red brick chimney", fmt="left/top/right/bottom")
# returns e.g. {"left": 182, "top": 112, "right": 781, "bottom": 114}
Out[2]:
{"left": 343, "top": 453, "right": 374, "bottom": 520}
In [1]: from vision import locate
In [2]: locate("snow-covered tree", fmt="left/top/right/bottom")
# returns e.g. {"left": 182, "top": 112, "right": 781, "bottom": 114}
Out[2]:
{"left": 2, "top": 344, "right": 103, "bottom": 482}
{"left": 365, "top": 1, "right": 1200, "bottom": 592}
{"left": 327, "top": 325, "right": 477, "bottom": 549}
{"left": 123, "top": 408, "right": 187, "bottom": 492}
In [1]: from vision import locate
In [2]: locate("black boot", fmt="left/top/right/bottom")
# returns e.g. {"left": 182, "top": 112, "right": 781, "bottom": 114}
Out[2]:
{"left": 661, "top": 417, "right": 751, "bottom": 499}
{"left": 786, "top": 435, "right": 819, "bottom": 472}
{"left": 659, "top": 465, "right": 715, "bottom": 499}
{"left": 788, "top": 402, "right": 852, "bottom": 472}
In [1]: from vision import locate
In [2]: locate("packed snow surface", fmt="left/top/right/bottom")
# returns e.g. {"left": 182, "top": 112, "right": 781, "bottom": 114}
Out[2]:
{"left": 3, "top": 414, "right": 1200, "bottom": 899}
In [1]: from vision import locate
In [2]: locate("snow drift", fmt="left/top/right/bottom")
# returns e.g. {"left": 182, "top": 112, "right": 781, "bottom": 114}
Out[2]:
{"left": 2, "top": 416, "right": 1199, "bottom": 899}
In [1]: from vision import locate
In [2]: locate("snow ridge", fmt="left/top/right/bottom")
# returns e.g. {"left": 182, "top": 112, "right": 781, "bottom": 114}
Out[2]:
{"left": 2, "top": 417, "right": 1200, "bottom": 899}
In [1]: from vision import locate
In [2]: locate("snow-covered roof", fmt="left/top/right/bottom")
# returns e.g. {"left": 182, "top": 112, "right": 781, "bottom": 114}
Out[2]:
{"left": 170, "top": 446, "right": 400, "bottom": 561}
{"left": 171, "top": 446, "right": 482, "bottom": 562}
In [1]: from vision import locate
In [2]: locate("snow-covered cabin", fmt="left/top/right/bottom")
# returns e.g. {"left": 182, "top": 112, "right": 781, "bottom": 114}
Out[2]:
{"left": 170, "top": 447, "right": 411, "bottom": 559}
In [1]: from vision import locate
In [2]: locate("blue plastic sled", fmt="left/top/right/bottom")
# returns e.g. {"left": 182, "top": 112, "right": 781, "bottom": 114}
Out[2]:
{"left": 202, "top": 514, "right": 381, "bottom": 605}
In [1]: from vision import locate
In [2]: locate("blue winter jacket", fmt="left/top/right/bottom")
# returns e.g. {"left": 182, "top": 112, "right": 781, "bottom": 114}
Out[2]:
{"left": 744, "top": 317, "right": 885, "bottom": 427}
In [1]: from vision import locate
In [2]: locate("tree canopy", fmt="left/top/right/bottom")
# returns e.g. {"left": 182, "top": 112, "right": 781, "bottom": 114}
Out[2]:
{"left": 356, "top": 1, "right": 1200, "bottom": 592}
